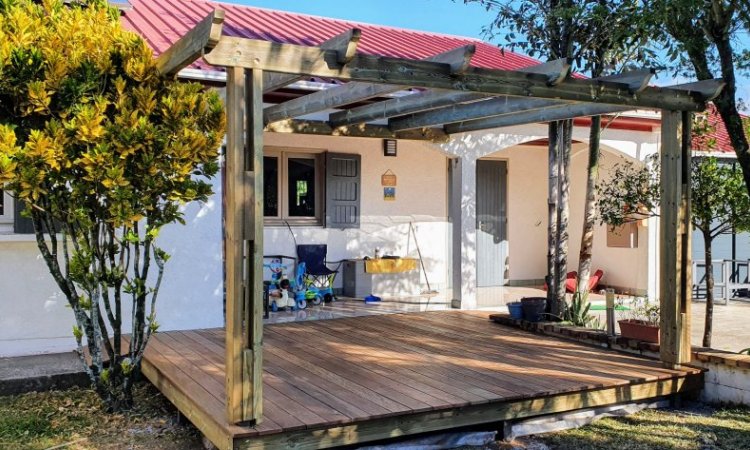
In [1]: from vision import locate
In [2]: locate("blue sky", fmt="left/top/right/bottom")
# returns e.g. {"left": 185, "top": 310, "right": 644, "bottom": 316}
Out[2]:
{"left": 230, "top": 0, "right": 749, "bottom": 109}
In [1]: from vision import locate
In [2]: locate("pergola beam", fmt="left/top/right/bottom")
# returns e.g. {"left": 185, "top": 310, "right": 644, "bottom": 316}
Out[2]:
{"left": 666, "top": 79, "right": 726, "bottom": 101}
{"left": 329, "top": 59, "right": 570, "bottom": 127}
{"left": 389, "top": 68, "right": 654, "bottom": 131}
{"left": 262, "top": 44, "right": 477, "bottom": 124}
{"left": 445, "top": 103, "right": 634, "bottom": 134}
{"left": 329, "top": 90, "right": 485, "bottom": 127}
{"left": 156, "top": 10, "right": 224, "bottom": 76}
{"left": 262, "top": 28, "right": 362, "bottom": 93}
{"left": 390, "top": 97, "right": 562, "bottom": 131}
{"left": 517, "top": 58, "right": 572, "bottom": 85}
{"left": 204, "top": 37, "right": 711, "bottom": 111}
{"left": 596, "top": 68, "right": 656, "bottom": 93}
{"left": 266, "top": 119, "right": 449, "bottom": 141}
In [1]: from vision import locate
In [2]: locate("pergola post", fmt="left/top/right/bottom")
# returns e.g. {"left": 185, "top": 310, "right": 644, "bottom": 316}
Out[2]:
{"left": 224, "top": 66, "right": 264, "bottom": 424}
{"left": 659, "top": 110, "right": 693, "bottom": 368}
{"left": 244, "top": 68, "right": 265, "bottom": 423}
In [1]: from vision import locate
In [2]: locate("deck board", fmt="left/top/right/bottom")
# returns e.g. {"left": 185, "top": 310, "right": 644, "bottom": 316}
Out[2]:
{"left": 139, "top": 310, "right": 703, "bottom": 450}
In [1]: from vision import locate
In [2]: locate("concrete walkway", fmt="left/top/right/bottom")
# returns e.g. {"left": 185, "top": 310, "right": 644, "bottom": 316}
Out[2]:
{"left": 691, "top": 300, "right": 750, "bottom": 353}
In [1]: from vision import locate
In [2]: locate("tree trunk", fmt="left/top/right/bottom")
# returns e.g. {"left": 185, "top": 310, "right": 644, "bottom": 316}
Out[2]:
{"left": 578, "top": 115, "right": 602, "bottom": 292}
{"left": 703, "top": 231, "right": 714, "bottom": 348}
{"left": 704, "top": 0, "right": 750, "bottom": 199}
{"left": 553, "top": 119, "right": 573, "bottom": 316}
{"left": 547, "top": 121, "right": 560, "bottom": 309}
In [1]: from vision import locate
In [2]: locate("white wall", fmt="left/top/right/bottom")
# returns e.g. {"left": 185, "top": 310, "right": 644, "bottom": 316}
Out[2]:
{"left": 492, "top": 143, "right": 652, "bottom": 292}
{"left": 439, "top": 123, "right": 660, "bottom": 306}
{"left": 0, "top": 120, "right": 661, "bottom": 356}
{"left": 0, "top": 132, "right": 450, "bottom": 357}
{"left": 264, "top": 133, "right": 450, "bottom": 292}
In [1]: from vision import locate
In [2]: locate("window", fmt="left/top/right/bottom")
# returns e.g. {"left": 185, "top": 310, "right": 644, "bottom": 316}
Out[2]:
{"left": 0, "top": 190, "right": 12, "bottom": 224}
{"left": 264, "top": 150, "right": 324, "bottom": 225}
{"left": 262, "top": 149, "right": 361, "bottom": 229}
{"left": 607, "top": 223, "right": 638, "bottom": 248}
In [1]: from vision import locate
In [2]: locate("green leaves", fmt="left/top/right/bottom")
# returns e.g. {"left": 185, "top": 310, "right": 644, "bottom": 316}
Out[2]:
{"left": 0, "top": 0, "right": 226, "bottom": 411}
{"left": 597, "top": 153, "right": 750, "bottom": 238}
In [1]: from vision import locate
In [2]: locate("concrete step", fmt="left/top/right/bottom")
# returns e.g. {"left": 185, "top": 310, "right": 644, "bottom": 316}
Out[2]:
{"left": 0, "top": 352, "right": 89, "bottom": 396}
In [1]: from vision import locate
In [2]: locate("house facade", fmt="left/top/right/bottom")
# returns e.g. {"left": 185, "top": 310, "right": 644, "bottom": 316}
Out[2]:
{"left": 0, "top": 0, "right": 666, "bottom": 356}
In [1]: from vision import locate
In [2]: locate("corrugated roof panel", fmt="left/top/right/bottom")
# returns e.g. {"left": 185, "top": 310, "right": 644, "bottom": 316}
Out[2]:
{"left": 121, "top": 0, "right": 541, "bottom": 71}
{"left": 693, "top": 105, "right": 749, "bottom": 154}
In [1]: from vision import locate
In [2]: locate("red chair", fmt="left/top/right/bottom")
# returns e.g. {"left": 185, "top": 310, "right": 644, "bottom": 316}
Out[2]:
{"left": 587, "top": 269, "right": 604, "bottom": 292}
{"left": 545, "top": 269, "right": 604, "bottom": 293}
{"left": 544, "top": 271, "right": 577, "bottom": 292}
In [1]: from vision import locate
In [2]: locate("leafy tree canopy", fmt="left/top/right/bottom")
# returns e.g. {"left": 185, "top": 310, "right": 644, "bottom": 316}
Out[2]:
{"left": 0, "top": 0, "right": 225, "bottom": 410}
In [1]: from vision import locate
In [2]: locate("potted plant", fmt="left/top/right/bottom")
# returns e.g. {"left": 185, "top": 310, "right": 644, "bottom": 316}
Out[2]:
{"left": 618, "top": 297, "right": 660, "bottom": 343}
{"left": 507, "top": 301, "right": 523, "bottom": 320}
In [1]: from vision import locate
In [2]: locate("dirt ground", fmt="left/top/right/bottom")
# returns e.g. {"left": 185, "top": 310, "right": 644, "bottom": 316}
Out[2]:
{"left": 0, "top": 383, "right": 202, "bottom": 450}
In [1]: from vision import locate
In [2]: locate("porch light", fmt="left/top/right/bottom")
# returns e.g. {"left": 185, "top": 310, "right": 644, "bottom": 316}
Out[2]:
{"left": 383, "top": 139, "right": 398, "bottom": 156}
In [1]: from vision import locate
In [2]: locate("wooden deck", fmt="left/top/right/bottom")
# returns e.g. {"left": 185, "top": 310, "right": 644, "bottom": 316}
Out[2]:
{"left": 140, "top": 311, "right": 703, "bottom": 450}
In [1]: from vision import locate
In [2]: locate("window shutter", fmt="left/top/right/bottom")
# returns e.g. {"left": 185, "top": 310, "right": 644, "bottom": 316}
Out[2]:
{"left": 13, "top": 200, "right": 35, "bottom": 234}
{"left": 325, "top": 152, "right": 361, "bottom": 229}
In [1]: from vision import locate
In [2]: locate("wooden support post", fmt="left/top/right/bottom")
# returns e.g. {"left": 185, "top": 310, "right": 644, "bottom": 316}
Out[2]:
{"left": 224, "top": 66, "right": 247, "bottom": 423}
{"left": 659, "top": 110, "right": 693, "bottom": 368}
{"left": 225, "top": 66, "right": 264, "bottom": 424}
{"left": 243, "top": 68, "right": 265, "bottom": 423}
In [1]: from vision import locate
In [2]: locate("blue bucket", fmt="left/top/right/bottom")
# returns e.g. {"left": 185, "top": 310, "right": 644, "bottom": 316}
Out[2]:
{"left": 507, "top": 302, "right": 523, "bottom": 320}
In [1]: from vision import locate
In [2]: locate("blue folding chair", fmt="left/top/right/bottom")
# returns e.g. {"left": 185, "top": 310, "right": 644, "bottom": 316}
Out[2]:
{"left": 297, "top": 245, "right": 338, "bottom": 303}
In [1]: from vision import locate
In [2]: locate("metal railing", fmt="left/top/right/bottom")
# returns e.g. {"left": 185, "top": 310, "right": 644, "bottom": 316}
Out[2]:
{"left": 692, "top": 259, "right": 750, "bottom": 304}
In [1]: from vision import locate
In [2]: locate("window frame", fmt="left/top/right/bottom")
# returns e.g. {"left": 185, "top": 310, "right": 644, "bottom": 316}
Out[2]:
{"left": 263, "top": 147, "right": 325, "bottom": 227}
{"left": 0, "top": 190, "right": 13, "bottom": 226}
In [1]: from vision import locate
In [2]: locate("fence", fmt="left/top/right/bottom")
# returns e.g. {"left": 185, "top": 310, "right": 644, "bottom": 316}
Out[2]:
{"left": 693, "top": 259, "right": 750, "bottom": 304}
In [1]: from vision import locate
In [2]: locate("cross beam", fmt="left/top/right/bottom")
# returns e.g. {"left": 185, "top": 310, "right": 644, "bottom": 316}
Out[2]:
{"left": 156, "top": 10, "right": 224, "bottom": 76}
{"left": 204, "top": 37, "right": 712, "bottom": 111}
{"left": 265, "top": 119, "right": 448, "bottom": 141}
{"left": 444, "top": 103, "right": 634, "bottom": 134}
{"left": 330, "top": 59, "right": 571, "bottom": 127}
{"left": 262, "top": 28, "right": 362, "bottom": 93}
{"left": 390, "top": 69, "right": 655, "bottom": 132}
{"left": 262, "top": 44, "right": 477, "bottom": 124}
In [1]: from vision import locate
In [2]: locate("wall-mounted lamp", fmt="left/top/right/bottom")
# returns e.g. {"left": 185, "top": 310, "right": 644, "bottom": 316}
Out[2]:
{"left": 383, "top": 139, "right": 397, "bottom": 157}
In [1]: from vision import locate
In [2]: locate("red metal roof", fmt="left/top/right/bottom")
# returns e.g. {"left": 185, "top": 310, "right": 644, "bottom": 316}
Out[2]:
{"left": 693, "top": 104, "right": 749, "bottom": 154}
{"left": 120, "top": 0, "right": 542, "bottom": 73}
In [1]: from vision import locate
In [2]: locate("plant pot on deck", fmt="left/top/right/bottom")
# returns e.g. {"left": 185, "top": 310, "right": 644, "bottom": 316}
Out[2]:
{"left": 618, "top": 319, "right": 660, "bottom": 344}
{"left": 521, "top": 297, "right": 547, "bottom": 322}
{"left": 507, "top": 302, "right": 523, "bottom": 320}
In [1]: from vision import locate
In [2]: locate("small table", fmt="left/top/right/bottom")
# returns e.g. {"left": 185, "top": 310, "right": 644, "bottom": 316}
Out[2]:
{"left": 364, "top": 258, "right": 418, "bottom": 274}
{"left": 343, "top": 258, "right": 420, "bottom": 298}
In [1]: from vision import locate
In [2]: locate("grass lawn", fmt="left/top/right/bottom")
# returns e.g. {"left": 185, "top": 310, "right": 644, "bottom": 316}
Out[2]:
{"left": 508, "top": 402, "right": 750, "bottom": 450}
{"left": 0, "top": 382, "right": 201, "bottom": 450}
{"left": 2, "top": 385, "right": 749, "bottom": 450}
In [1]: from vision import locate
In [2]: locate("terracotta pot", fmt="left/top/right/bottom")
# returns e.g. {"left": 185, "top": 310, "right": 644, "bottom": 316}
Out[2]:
{"left": 619, "top": 319, "right": 660, "bottom": 344}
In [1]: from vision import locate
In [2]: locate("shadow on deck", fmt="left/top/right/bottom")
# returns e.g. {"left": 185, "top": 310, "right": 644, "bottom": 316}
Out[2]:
{"left": 140, "top": 310, "right": 703, "bottom": 449}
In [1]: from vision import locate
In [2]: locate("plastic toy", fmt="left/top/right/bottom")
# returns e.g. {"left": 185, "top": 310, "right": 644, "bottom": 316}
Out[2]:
{"left": 264, "top": 257, "right": 307, "bottom": 311}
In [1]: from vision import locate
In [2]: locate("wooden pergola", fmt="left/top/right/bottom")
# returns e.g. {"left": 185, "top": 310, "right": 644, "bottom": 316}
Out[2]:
{"left": 158, "top": 10, "right": 723, "bottom": 426}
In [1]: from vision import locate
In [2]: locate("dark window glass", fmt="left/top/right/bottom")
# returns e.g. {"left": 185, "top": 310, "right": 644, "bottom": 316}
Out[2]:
{"left": 287, "top": 158, "right": 316, "bottom": 217}
{"left": 0, "top": 190, "right": 4, "bottom": 215}
{"left": 263, "top": 157, "right": 278, "bottom": 217}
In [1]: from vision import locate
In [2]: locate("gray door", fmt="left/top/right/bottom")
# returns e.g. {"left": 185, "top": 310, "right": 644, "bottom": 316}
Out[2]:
{"left": 476, "top": 160, "right": 508, "bottom": 287}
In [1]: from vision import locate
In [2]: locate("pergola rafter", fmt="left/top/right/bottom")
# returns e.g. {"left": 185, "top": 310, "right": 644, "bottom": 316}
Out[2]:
{"left": 262, "top": 28, "right": 362, "bottom": 93}
{"left": 158, "top": 10, "right": 725, "bottom": 426}
{"left": 203, "top": 36, "right": 716, "bottom": 112}
{"left": 262, "top": 44, "right": 477, "bottom": 124}
{"left": 326, "top": 59, "right": 571, "bottom": 127}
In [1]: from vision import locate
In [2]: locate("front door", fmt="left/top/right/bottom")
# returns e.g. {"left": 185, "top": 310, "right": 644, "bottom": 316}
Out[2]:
{"left": 476, "top": 160, "right": 508, "bottom": 292}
